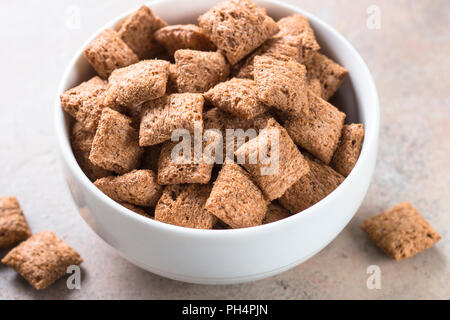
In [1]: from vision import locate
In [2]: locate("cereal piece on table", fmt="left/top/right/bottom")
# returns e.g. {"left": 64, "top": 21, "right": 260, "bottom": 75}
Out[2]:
{"left": 94, "top": 169, "right": 162, "bottom": 207}
{"left": 104, "top": 60, "right": 170, "bottom": 108}
{"left": 306, "top": 53, "right": 348, "bottom": 100}
{"left": 204, "top": 78, "right": 267, "bottom": 120}
{"left": 361, "top": 202, "right": 441, "bottom": 260}
{"left": 166, "top": 64, "right": 178, "bottom": 94}
{"left": 276, "top": 14, "right": 320, "bottom": 64}
{"left": 235, "top": 118, "right": 310, "bottom": 201}
{"left": 0, "top": 196, "right": 32, "bottom": 249}
{"left": 205, "top": 163, "right": 268, "bottom": 228}
{"left": 154, "top": 24, "right": 216, "bottom": 56}
{"left": 263, "top": 203, "right": 291, "bottom": 224}
{"left": 236, "top": 35, "right": 303, "bottom": 79}
{"left": 254, "top": 56, "right": 308, "bottom": 117}
{"left": 139, "top": 93, "right": 204, "bottom": 146}
{"left": 279, "top": 154, "right": 344, "bottom": 213}
{"left": 119, "top": 202, "right": 152, "bottom": 218}
{"left": 83, "top": 29, "right": 138, "bottom": 79}
{"left": 140, "top": 144, "right": 162, "bottom": 173}
{"left": 331, "top": 124, "right": 364, "bottom": 177}
{"left": 284, "top": 91, "right": 346, "bottom": 164}
{"left": 118, "top": 5, "right": 167, "bottom": 59}
{"left": 175, "top": 49, "right": 229, "bottom": 93}
{"left": 155, "top": 184, "right": 216, "bottom": 229}
{"left": 89, "top": 108, "right": 143, "bottom": 174}
{"left": 60, "top": 76, "right": 109, "bottom": 132}
{"left": 71, "top": 122, "right": 112, "bottom": 181}
{"left": 158, "top": 140, "right": 214, "bottom": 185}
{"left": 198, "top": 0, "right": 279, "bottom": 65}
{"left": 1, "top": 231, "right": 83, "bottom": 290}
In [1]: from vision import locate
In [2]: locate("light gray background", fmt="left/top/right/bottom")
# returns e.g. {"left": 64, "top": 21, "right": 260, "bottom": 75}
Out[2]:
{"left": 0, "top": 0, "right": 449, "bottom": 300}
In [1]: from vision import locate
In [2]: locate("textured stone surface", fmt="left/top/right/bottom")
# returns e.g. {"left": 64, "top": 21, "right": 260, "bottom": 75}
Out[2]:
{"left": 0, "top": 0, "right": 448, "bottom": 299}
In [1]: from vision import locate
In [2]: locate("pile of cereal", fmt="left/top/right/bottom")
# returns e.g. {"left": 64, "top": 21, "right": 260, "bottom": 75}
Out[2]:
{"left": 60, "top": 1, "right": 362, "bottom": 230}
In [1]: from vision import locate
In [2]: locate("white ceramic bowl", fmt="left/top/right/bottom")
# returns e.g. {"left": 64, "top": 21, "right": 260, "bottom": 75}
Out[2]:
{"left": 55, "top": 0, "right": 379, "bottom": 284}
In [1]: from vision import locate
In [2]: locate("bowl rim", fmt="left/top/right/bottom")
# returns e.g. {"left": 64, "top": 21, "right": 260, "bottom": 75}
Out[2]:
{"left": 55, "top": 0, "right": 380, "bottom": 238}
